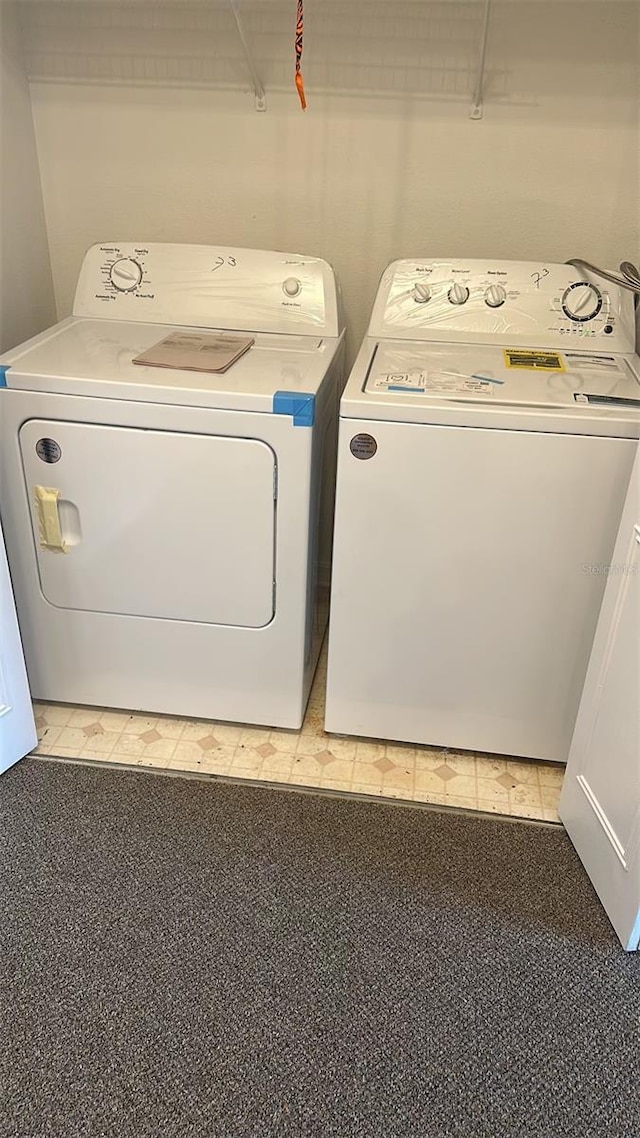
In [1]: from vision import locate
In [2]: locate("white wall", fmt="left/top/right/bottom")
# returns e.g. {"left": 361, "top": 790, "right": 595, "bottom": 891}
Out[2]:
{"left": 0, "top": 2, "right": 55, "bottom": 351}
{"left": 24, "top": 1, "right": 639, "bottom": 360}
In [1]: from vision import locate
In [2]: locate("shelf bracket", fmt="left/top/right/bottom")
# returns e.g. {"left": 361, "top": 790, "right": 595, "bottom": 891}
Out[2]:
{"left": 470, "top": 0, "right": 491, "bottom": 120}
{"left": 229, "top": 0, "right": 266, "bottom": 111}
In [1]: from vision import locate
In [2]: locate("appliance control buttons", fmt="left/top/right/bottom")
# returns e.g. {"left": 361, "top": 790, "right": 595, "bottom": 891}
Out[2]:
{"left": 412, "top": 282, "right": 431, "bottom": 304}
{"left": 283, "top": 276, "right": 302, "bottom": 297}
{"left": 561, "top": 281, "right": 603, "bottom": 322}
{"left": 109, "top": 258, "right": 143, "bottom": 291}
{"left": 448, "top": 283, "right": 470, "bottom": 305}
{"left": 484, "top": 284, "right": 506, "bottom": 308}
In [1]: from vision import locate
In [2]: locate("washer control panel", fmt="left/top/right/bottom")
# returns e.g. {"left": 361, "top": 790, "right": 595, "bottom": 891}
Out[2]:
{"left": 370, "top": 259, "right": 636, "bottom": 351}
{"left": 73, "top": 243, "right": 341, "bottom": 336}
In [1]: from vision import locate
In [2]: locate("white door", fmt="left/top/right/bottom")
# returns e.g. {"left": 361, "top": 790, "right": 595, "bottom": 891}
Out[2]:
{"left": 20, "top": 421, "right": 277, "bottom": 628}
{"left": 559, "top": 447, "right": 640, "bottom": 952}
{"left": 0, "top": 517, "right": 37, "bottom": 774}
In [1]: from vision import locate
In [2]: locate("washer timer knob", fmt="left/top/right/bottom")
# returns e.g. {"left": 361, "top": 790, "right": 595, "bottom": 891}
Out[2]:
{"left": 283, "top": 276, "right": 302, "bottom": 297}
{"left": 562, "top": 281, "right": 603, "bottom": 322}
{"left": 109, "top": 258, "right": 143, "bottom": 292}
{"left": 448, "top": 283, "right": 470, "bottom": 306}
{"left": 412, "top": 282, "right": 431, "bottom": 304}
{"left": 484, "top": 284, "right": 506, "bottom": 308}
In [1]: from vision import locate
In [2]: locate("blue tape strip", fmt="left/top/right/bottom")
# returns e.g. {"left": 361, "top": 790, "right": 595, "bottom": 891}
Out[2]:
{"left": 0, "top": 365, "right": 9, "bottom": 388}
{"left": 273, "top": 390, "right": 315, "bottom": 427}
{"left": 387, "top": 385, "right": 426, "bottom": 393}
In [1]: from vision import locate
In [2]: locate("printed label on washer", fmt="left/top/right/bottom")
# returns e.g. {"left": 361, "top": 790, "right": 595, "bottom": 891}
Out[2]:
{"left": 563, "top": 353, "right": 624, "bottom": 373}
{"left": 574, "top": 393, "right": 640, "bottom": 407}
{"left": 371, "top": 371, "right": 494, "bottom": 396}
{"left": 504, "top": 349, "right": 564, "bottom": 371}
{"left": 350, "top": 433, "right": 378, "bottom": 459}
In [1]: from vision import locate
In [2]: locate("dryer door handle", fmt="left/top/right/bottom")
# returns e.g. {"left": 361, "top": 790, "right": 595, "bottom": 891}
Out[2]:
{"left": 35, "top": 485, "right": 67, "bottom": 553}
{"left": 34, "top": 487, "right": 82, "bottom": 553}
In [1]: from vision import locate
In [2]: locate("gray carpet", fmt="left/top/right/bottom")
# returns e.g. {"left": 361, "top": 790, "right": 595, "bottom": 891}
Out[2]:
{"left": 1, "top": 758, "right": 639, "bottom": 1138}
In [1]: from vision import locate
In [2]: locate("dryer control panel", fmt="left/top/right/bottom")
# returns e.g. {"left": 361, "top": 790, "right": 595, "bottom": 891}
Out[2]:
{"left": 73, "top": 243, "right": 341, "bottom": 337}
{"left": 369, "top": 259, "right": 636, "bottom": 352}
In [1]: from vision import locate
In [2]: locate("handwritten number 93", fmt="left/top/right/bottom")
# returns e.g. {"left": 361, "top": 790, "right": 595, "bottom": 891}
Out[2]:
{"left": 212, "top": 256, "right": 237, "bottom": 272}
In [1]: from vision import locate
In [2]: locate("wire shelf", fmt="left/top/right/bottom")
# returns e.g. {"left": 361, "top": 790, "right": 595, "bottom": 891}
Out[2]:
{"left": 20, "top": 1, "right": 508, "bottom": 110}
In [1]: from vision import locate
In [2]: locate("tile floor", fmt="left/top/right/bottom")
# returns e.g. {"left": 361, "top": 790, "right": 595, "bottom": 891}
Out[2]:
{"left": 32, "top": 647, "right": 564, "bottom": 823}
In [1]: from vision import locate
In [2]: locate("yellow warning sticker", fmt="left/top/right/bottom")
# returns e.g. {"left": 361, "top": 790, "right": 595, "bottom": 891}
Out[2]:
{"left": 504, "top": 349, "right": 564, "bottom": 371}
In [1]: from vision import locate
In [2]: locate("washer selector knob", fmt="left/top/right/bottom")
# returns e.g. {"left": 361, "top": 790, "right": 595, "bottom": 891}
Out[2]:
{"left": 561, "top": 281, "right": 603, "bottom": 322}
{"left": 283, "top": 276, "right": 302, "bottom": 298}
{"left": 484, "top": 284, "right": 506, "bottom": 308}
{"left": 412, "top": 282, "right": 431, "bottom": 304}
{"left": 109, "top": 258, "right": 143, "bottom": 292}
{"left": 448, "top": 283, "right": 470, "bottom": 306}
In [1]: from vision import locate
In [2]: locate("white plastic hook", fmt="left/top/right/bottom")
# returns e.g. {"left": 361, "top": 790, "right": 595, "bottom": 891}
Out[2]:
{"left": 229, "top": 0, "right": 266, "bottom": 111}
{"left": 470, "top": 0, "right": 492, "bottom": 120}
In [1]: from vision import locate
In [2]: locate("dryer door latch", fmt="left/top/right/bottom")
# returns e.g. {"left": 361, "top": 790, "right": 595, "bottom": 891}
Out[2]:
{"left": 34, "top": 486, "right": 67, "bottom": 553}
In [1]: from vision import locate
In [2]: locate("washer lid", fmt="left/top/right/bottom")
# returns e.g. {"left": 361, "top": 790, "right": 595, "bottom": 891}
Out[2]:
{"left": 1, "top": 317, "right": 341, "bottom": 412}
{"left": 366, "top": 341, "right": 640, "bottom": 406}
{"left": 340, "top": 339, "right": 640, "bottom": 437}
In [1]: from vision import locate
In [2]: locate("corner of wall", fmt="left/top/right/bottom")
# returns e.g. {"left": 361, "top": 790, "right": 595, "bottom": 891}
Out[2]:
{"left": 0, "top": 0, "right": 56, "bottom": 352}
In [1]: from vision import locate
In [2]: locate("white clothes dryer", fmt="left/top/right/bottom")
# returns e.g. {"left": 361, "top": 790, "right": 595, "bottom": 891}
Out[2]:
{"left": 325, "top": 259, "right": 640, "bottom": 762}
{"left": 0, "top": 243, "right": 345, "bottom": 728}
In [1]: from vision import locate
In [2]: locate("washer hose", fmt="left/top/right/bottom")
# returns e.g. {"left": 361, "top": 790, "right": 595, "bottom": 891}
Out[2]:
{"left": 567, "top": 258, "right": 640, "bottom": 301}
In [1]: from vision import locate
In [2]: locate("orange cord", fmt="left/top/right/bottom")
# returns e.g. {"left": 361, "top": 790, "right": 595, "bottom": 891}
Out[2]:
{"left": 295, "top": 0, "right": 306, "bottom": 109}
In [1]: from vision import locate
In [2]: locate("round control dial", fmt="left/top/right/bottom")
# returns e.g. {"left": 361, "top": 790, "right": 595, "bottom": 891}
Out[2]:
{"left": 448, "top": 283, "right": 470, "bottom": 306}
{"left": 412, "top": 282, "right": 431, "bottom": 304}
{"left": 484, "top": 284, "right": 506, "bottom": 308}
{"left": 282, "top": 276, "right": 302, "bottom": 298}
{"left": 561, "top": 281, "right": 603, "bottom": 322}
{"left": 109, "top": 258, "right": 143, "bottom": 292}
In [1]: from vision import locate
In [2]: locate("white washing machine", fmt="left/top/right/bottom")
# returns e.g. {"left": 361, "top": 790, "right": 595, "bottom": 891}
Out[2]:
{"left": 325, "top": 259, "right": 640, "bottom": 762}
{"left": 0, "top": 243, "right": 345, "bottom": 728}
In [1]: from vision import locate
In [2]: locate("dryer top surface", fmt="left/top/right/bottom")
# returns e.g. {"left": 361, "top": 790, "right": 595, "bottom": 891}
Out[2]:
{"left": 1, "top": 317, "right": 341, "bottom": 413}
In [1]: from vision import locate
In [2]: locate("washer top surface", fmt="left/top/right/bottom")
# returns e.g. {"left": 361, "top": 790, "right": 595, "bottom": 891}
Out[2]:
{"left": 0, "top": 243, "right": 343, "bottom": 412}
{"left": 366, "top": 339, "right": 640, "bottom": 408}
{"left": 341, "top": 258, "right": 640, "bottom": 437}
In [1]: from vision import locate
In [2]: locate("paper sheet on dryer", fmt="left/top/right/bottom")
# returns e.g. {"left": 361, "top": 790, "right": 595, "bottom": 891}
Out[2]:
{"left": 133, "top": 331, "right": 255, "bottom": 374}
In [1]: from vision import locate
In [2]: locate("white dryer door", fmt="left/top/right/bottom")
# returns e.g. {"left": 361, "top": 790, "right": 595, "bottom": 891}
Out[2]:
{"left": 20, "top": 420, "right": 276, "bottom": 629}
